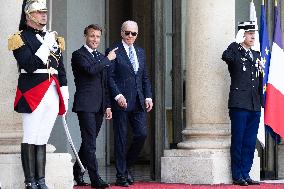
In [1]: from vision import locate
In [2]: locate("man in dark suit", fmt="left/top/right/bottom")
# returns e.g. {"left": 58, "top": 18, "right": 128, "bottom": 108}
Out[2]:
{"left": 71, "top": 24, "right": 117, "bottom": 189}
{"left": 222, "top": 21, "right": 263, "bottom": 186}
{"left": 107, "top": 20, "right": 153, "bottom": 187}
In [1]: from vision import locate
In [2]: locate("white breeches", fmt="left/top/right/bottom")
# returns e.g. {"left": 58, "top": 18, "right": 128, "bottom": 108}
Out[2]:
{"left": 22, "top": 81, "right": 59, "bottom": 145}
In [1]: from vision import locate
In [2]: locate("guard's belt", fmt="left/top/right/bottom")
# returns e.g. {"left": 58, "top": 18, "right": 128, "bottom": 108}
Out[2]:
{"left": 20, "top": 69, "right": 58, "bottom": 74}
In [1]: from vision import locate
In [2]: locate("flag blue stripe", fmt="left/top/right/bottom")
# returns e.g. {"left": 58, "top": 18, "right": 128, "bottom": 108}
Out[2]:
{"left": 260, "top": 4, "right": 271, "bottom": 99}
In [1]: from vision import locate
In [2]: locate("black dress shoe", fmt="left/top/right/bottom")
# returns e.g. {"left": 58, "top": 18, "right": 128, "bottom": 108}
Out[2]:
{"left": 233, "top": 178, "right": 248, "bottom": 186}
{"left": 115, "top": 175, "right": 129, "bottom": 187}
{"left": 25, "top": 181, "right": 38, "bottom": 189}
{"left": 91, "top": 177, "right": 110, "bottom": 189}
{"left": 36, "top": 178, "right": 48, "bottom": 189}
{"left": 126, "top": 170, "right": 134, "bottom": 185}
{"left": 245, "top": 178, "right": 260, "bottom": 185}
{"left": 74, "top": 174, "right": 89, "bottom": 186}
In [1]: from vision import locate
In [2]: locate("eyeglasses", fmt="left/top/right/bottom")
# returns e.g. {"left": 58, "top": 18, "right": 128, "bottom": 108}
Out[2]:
{"left": 124, "top": 31, "right": 138, "bottom": 36}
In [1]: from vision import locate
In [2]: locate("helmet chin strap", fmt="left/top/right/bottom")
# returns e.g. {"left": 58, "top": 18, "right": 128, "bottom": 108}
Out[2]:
{"left": 27, "top": 14, "right": 46, "bottom": 28}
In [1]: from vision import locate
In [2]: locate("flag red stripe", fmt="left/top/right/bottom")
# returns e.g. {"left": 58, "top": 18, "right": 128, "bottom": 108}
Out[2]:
{"left": 264, "top": 83, "right": 284, "bottom": 139}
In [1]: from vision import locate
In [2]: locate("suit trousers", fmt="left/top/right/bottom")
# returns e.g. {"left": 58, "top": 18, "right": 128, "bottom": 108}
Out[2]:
{"left": 113, "top": 103, "right": 147, "bottom": 177}
{"left": 229, "top": 108, "right": 260, "bottom": 180}
{"left": 73, "top": 111, "right": 103, "bottom": 183}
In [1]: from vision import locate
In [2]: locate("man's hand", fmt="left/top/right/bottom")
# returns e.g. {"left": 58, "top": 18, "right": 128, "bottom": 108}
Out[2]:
{"left": 105, "top": 108, "right": 112, "bottom": 120}
{"left": 235, "top": 29, "right": 245, "bottom": 44}
{"left": 117, "top": 95, "right": 127, "bottom": 109}
{"left": 145, "top": 99, "right": 153, "bottom": 112}
{"left": 107, "top": 47, "right": 118, "bottom": 61}
{"left": 36, "top": 31, "right": 58, "bottom": 52}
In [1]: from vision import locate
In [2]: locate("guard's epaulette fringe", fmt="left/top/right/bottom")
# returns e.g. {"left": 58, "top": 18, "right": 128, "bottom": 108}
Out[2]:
{"left": 8, "top": 31, "right": 24, "bottom": 51}
{"left": 57, "top": 36, "right": 65, "bottom": 52}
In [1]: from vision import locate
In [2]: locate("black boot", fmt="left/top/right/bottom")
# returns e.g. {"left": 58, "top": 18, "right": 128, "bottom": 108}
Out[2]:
{"left": 21, "top": 143, "right": 37, "bottom": 189}
{"left": 35, "top": 145, "right": 48, "bottom": 189}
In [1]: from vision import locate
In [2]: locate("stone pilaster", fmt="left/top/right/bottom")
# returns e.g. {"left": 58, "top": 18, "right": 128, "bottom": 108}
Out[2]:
{"left": 0, "top": 0, "right": 23, "bottom": 155}
{"left": 161, "top": 0, "right": 260, "bottom": 184}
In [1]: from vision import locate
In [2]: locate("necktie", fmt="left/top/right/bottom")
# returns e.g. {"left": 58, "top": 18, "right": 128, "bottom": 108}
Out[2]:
{"left": 39, "top": 31, "right": 46, "bottom": 37}
{"left": 246, "top": 50, "right": 253, "bottom": 61}
{"left": 129, "top": 46, "right": 137, "bottom": 73}
{"left": 92, "top": 50, "right": 100, "bottom": 62}
{"left": 249, "top": 50, "right": 253, "bottom": 61}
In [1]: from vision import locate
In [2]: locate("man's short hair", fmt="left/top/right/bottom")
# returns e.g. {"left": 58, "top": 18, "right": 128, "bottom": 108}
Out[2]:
{"left": 121, "top": 20, "right": 138, "bottom": 31}
{"left": 84, "top": 24, "right": 102, "bottom": 35}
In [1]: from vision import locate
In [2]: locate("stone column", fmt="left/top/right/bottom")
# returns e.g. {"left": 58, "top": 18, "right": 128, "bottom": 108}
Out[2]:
{"left": 161, "top": 0, "right": 259, "bottom": 184}
{"left": 0, "top": 1, "right": 73, "bottom": 188}
{"left": 0, "top": 0, "right": 23, "bottom": 154}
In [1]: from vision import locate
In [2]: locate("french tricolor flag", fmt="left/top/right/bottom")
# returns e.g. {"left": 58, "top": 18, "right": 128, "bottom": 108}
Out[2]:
{"left": 264, "top": 2, "right": 284, "bottom": 139}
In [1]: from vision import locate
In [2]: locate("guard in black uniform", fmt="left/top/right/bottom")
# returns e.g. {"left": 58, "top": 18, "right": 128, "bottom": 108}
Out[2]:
{"left": 8, "top": 0, "right": 68, "bottom": 188}
{"left": 222, "top": 21, "right": 263, "bottom": 186}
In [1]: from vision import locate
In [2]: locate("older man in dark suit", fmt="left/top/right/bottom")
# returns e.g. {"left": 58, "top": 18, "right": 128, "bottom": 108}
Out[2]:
{"left": 107, "top": 20, "right": 153, "bottom": 187}
{"left": 71, "top": 24, "right": 117, "bottom": 189}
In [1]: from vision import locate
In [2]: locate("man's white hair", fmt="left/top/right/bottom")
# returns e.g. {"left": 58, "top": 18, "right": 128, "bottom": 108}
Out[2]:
{"left": 121, "top": 20, "right": 138, "bottom": 31}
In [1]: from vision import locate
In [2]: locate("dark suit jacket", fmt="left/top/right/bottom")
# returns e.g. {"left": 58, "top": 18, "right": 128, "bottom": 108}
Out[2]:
{"left": 107, "top": 42, "right": 152, "bottom": 111}
{"left": 71, "top": 46, "right": 111, "bottom": 113}
{"left": 222, "top": 42, "right": 263, "bottom": 111}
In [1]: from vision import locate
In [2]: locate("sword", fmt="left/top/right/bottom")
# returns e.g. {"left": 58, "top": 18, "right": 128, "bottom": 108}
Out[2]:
{"left": 48, "top": 0, "right": 52, "bottom": 31}
{"left": 48, "top": 0, "right": 85, "bottom": 173}
{"left": 62, "top": 115, "right": 86, "bottom": 173}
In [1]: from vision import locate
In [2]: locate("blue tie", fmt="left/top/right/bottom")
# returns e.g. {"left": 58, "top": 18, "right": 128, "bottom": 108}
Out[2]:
{"left": 92, "top": 50, "right": 100, "bottom": 62}
{"left": 129, "top": 46, "right": 136, "bottom": 73}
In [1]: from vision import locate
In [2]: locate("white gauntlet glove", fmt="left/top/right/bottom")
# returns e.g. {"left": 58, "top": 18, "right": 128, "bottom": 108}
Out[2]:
{"left": 44, "top": 31, "right": 59, "bottom": 52}
{"left": 235, "top": 29, "right": 245, "bottom": 44}
{"left": 60, "top": 86, "right": 69, "bottom": 115}
{"left": 35, "top": 31, "right": 59, "bottom": 65}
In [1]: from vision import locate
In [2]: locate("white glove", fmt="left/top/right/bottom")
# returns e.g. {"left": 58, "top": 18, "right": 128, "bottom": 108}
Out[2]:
{"left": 35, "top": 31, "right": 58, "bottom": 65}
{"left": 235, "top": 29, "right": 245, "bottom": 44}
{"left": 60, "top": 86, "right": 69, "bottom": 114}
{"left": 36, "top": 31, "right": 58, "bottom": 52}
{"left": 35, "top": 36, "right": 50, "bottom": 65}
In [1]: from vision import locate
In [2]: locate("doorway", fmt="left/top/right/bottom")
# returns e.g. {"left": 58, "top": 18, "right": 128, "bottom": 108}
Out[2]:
{"left": 105, "top": 0, "right": 153, "bottom": 180}
{"left": 105, "top": 0, "right": 186, "bottom": 181}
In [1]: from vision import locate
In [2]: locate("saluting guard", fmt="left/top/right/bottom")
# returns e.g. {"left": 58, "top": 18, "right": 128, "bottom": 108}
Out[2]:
{"left": 8, "top": 0, "right": 69, "bottom": 188}
{"left": 222, "top": 21, "right": 263, "bottom": 186}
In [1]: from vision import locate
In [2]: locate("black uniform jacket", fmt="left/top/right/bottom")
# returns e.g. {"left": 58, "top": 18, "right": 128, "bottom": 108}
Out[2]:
{"left": 71, "top": 46, "right": 111, "bottom": 113}
{"left": 10, "top": 26, "right": 67, "bottom": 114}
{"left": 222, "top": 42, "right": 263, "bottom": 111}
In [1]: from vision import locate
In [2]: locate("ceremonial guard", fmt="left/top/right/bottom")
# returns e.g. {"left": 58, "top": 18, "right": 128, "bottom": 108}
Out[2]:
{"left": 222, "top": 21, "right": 263, "bottom": 186}
{"left": 8, "top": 0, "right": 68, "bottom": 188}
